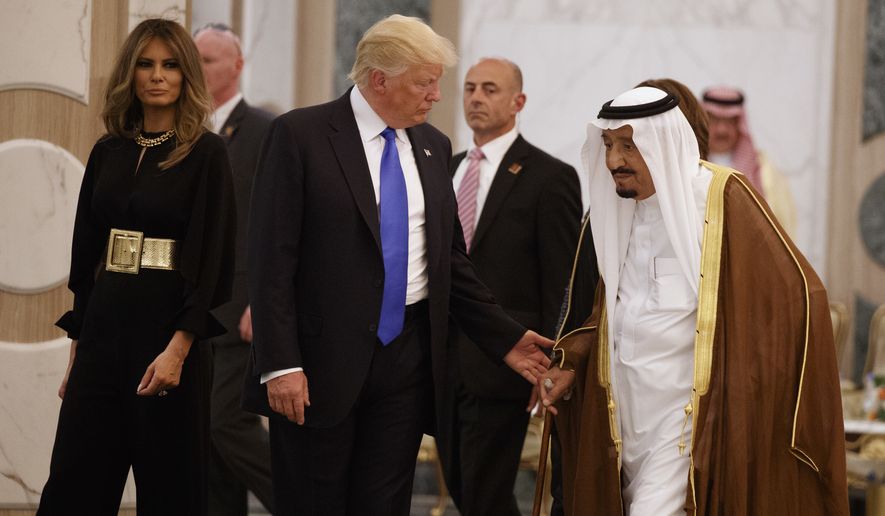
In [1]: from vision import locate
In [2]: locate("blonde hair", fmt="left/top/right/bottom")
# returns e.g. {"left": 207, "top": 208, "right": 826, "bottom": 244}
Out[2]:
{"left": 103, "top": 18, "right": 212, "bottom": 170}
{"left": 349, "top": 14, "right": 458, "bottom": 88}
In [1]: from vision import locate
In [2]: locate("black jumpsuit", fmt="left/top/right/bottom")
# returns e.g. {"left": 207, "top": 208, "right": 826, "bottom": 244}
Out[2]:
{"left": 39, "top": 131, "right": 235, "bottom": 515}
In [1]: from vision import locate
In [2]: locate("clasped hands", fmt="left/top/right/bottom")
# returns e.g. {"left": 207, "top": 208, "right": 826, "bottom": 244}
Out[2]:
{"left": 266, "top": 329, "right": 556, "bottom": 425}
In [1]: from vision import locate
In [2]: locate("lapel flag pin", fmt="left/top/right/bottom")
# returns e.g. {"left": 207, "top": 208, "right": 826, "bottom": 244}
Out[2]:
{"left": 424, "top": 148, "right": 432, "bottom": 157}
{"left": 508, "top": 163, "right": 522, "bottom": 175}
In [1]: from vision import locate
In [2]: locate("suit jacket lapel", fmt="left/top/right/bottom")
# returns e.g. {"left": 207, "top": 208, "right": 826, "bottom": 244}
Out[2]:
{"left": 472, "top": 134, "right": 529, "bottom": 250}
{"left": 328, "top": 92, "right": 381, "bottom": 251}
{"left": 406, "top": 125, "right": 443, "bottom": 273}
{"left": 219, "top": 98, "right": 248, "bottom": 144}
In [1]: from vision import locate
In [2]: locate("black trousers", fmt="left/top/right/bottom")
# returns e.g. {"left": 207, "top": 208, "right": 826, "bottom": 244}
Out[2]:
{"left": 268, "top": 307, "right": 432, "bottom": 516}
{"left": 444, "top": 381, "right": 530, "bottom": 516}
{"left": 208, "top": 339, "right": 274, "bottom": 516}
{"left": 37, "top": 320, "right": 208, "bottom": 516}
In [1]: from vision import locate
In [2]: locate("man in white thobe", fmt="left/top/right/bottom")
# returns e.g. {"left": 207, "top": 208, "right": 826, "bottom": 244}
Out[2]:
{"left": 541, "top": 86, "right": 710, "bottom": 515}
{"left": 540, "top": 86, "right": 847, "bottom": 516}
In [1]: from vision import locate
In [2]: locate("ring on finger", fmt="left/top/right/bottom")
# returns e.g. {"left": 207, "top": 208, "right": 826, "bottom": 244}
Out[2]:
{"left": 543, "top": 378, "right": 554, "bottom": 390}
{"left": 158, "top": 390, "right": 168, "bottom": 397}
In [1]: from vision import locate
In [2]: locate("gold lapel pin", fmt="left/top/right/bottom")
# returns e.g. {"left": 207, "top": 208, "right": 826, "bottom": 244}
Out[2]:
{"left": 223, "top": 126, "right": 234, "bottom": 137}
{"left": 508, "top": 163, "right": 522, "bottom": 175}
{"left": 424, "top": 148, "right": 432, "bottom": 157}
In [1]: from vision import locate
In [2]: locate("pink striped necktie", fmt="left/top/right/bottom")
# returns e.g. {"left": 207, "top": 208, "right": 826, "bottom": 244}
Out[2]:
{"left": 456, "top": 147, "right": 484, "bottom": 252}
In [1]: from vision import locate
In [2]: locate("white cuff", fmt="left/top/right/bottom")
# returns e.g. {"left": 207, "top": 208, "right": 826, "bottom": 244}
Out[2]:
{"left": 260, "top": 367, "right": 303, "bottom": 384}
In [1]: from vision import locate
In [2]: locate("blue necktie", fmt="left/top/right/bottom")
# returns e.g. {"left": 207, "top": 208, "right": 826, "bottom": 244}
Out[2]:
{"left": 377, "top": 127, "right": 409, "bottom": 345}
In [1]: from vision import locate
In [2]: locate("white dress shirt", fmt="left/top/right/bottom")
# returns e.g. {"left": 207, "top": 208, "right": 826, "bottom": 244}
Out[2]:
{"left": 452, "top": 126, "right": 519, "bottom": 222}
{"left": 262, "top": 87, "right": 429, "bottom": 384}
{"left": 210, "top": 91, "right": 243, "bottom": 134}
{"left": 611, "top": 194, "right": 697, "bottom": 516}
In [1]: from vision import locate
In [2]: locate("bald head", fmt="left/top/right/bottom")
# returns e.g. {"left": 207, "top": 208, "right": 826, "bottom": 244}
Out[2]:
{"left": 194, "top": 26, "right": 243, "bottom": 107}
{"left": 463, "top": 57, "right": 526, "bottom": 146}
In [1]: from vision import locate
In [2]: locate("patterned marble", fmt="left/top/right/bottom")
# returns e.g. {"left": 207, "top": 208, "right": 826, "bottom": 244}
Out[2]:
{"left": 128, "top": 0, "right": 187, "bottom": 32}
{"left": 0, "top": 0, "right": 91, "bottom": 103}
{"left": 240, "top": 0, "right": 296, "bottom": 113}
{"left": 860, "top": 173, "right": 885, "bottom": 267}
{"left": 863, "top": 0, "right": 885, "bottom": 140}
{"left": 334, "top": 0, "right": 430, "bottom": 96}
{"left": 457, "top": 0, "right": 835, "bottom": 276}
{"left": 0, "top": 338, "right": 136, "bottom": 505}
{"left": 853, "top": 294, "right": 878, "bottom": 384}
{"left": 191, "top": 0, "right": 233, "bottom": 33}
{"left": 0, "top": 140, "right": 83, "bottom": 293}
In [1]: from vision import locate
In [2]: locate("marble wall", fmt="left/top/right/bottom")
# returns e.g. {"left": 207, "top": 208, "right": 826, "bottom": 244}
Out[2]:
{"left": 334, "top": 0, "right": 430, "bottom": 96}
{"left": 0, "top": 140, "right": 83, "bottom": 294}
{"left": 128, "top": 0, "right": 187, "bottom": 31}
{"left": 0, "top": 0, "right": 92, "bottom": 103}
{"left": 863, "top": 0, "right": 885, "bottom": 141}
{"left": 191, "top": 0, "right": 297, "bottom": 114}
{"left": 456, "top": 0, "right": 836, "bottom": 276}
{"left": 241, "top": 0, "right": 297, "bottom": 114}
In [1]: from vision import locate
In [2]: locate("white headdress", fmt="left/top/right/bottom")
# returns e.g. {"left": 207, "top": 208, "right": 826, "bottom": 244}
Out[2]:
{"left": 581, "top": 86, "right": 711, "bottom": 337}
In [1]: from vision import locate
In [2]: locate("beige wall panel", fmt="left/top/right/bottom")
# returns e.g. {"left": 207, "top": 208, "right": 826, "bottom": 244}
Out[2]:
{"left": 0, "top": 0, "right": 125, "bottom": 344}
{"left": 827, "top": 0, "right": 885, "bottom": 377}
{"left": 428, "top": 0, "right": 460, "bottom": 140}
{"left": 295, "top": 0, "right": 335, "bottom": 109}
{"left": 0, "top": 0, "right": 92, "bottom": 103}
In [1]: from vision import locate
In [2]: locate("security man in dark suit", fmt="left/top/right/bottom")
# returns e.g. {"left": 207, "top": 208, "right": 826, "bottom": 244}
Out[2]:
{"left": 439, "top": 57, "right": 582, "bottom": 516}
{"left": 194, "top": 23, "right": 274, "bottom": 516}
{"left": 241, "top": 16, "right": 555, "bottom": 516}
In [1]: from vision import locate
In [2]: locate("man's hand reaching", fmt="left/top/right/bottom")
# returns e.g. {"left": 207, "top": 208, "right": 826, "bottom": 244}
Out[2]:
{"left": 503, "top": 330, "right": 553, "bottom": 385}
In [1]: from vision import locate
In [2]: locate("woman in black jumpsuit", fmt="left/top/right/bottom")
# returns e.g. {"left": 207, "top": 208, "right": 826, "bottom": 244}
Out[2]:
{"left": 38, "top": 19, "right": 235, "bottom": 516}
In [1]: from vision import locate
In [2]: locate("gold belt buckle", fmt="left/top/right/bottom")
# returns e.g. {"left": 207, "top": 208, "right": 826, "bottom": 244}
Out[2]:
{"left": 106, "top": 228, "right": 144, "bottom": 274}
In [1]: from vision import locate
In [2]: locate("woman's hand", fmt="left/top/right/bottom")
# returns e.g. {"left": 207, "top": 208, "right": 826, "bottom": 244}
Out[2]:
{"left": 137, "top": 331, "right": 194, "bottom": 396}
{"left": 58, "top": 340, "right": 78, "bottom": 399}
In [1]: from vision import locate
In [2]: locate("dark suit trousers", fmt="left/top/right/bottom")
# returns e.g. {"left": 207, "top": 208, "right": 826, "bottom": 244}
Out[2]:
{"left": 209, "top": 338, "right": 275, "bottom": 516}
{"left": 269, "top": 305, "right": 432, "bottom": 516}
{"left": 444, "top": 380, "right": 530, "bottom": 516}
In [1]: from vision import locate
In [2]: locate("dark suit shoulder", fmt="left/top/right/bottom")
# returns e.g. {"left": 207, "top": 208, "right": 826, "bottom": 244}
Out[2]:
{"left": 517, "top": 136, "right": 576, "bottom": 174}
{"left": 275, "top": 96, "right": 345, "bottom": 129}
{"left": 412, "top": 121, "right": 450, "bottom": 145}
{"left": 243, "top": 102, "right": 275, "bottom": 125}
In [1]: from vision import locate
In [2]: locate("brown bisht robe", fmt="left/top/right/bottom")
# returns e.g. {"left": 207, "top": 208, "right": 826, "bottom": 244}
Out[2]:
{"left": 554, "top": 162, "right": 848, "bottom": 515}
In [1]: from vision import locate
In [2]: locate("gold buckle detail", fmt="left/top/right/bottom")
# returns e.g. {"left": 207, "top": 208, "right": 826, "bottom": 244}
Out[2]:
{"left": 106, "top": 228, "right": 144, "bottom": 274}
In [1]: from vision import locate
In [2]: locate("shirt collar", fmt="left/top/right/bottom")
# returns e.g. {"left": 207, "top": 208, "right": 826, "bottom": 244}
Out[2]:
{"left": 469, "top": 125, "right": 519, "bottom": 166}
{"left": 212, "top": 91, "right": 244, "bottom": 134}
{"left": 635, "top": 193, "right": 662, "bottom": 222}
{"left": 350, "top": 86, "right": 410, "bottom": 147}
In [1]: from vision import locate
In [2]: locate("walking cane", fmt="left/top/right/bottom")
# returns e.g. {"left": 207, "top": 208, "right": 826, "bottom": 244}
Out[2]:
{"left": 531, "top": 410, "right": 554, "bottom": 516}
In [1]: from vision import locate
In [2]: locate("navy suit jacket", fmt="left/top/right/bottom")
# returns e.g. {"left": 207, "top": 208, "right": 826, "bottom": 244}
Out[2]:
{"left": 242, "top": 90, "right": 525, "bottom": 428}
{"left": 212, "top": 99, "right": 273, "bottom": 336}
{"left": 449, "top": 135, "right": 582, "bottom": 400}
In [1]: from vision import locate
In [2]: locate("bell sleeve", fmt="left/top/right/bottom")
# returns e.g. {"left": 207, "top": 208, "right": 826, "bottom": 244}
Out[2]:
{"left": 171, "top": 135, "right": 236, "bottom": 340}
{"left": 56, "top": 142, "right": 107, "bottom": 339}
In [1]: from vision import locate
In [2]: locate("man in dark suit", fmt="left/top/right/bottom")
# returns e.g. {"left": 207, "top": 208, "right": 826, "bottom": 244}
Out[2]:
{"left": 194, "top": 23, "right": 275, "bottom": 516}
{"left": 242, "top": 15, "right": 554, "bottom": 516}
{"left": 438, "top": 57, "right": 582, "bottom": 516}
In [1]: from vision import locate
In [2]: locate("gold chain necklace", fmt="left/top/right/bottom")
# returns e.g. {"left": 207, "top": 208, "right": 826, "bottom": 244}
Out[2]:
{"left": 135, "top": 129, "right": 176, "bottom": 147}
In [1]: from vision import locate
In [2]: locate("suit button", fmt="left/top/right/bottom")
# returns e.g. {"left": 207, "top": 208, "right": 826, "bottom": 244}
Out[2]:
{"left": 368, "top": 323, "right": 377, "bottom": 332}
{"left": 373, "top": 279, "right": 382, "bottom": 288}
